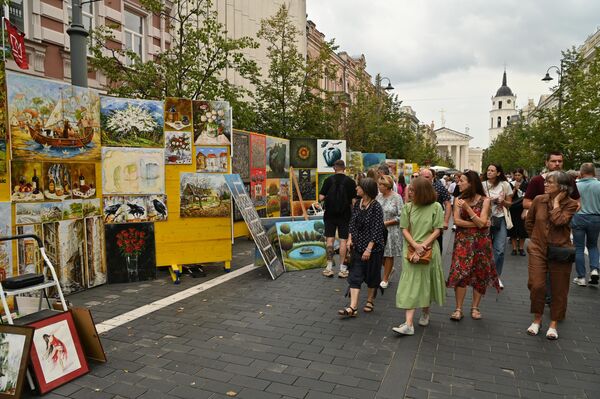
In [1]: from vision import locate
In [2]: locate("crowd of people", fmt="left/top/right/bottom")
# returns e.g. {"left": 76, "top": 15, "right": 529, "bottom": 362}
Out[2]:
{"left": 318, "top": 152, "right": 599, "bottom": 340}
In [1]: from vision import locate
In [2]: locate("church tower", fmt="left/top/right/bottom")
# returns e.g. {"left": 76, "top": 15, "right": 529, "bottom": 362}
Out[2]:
{"left": 489, "top": 70, "right": 517, "bottom": 143}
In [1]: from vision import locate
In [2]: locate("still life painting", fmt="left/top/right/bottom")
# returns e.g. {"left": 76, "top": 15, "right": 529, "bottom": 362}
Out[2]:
{"left": 316, "top": 139, "right": 346, "bottom": 173}
{"left": 164, "top": 131, "right": 192, "bottom": 164}
{"left": 276, "top": 220, "right": 327, "bottom": 271}
{"left": 69, "top": 162, "right": 96, "bottom": 199}
{"left": 179, "top": 173, "right": 231, "bottom": 218}
{"left": 104, "top": 222, "right": 156, "bottom": 283}
{"left": 0, "top": 325, "right": 34, "bottom": 399}
{"left": 192, "top": 100, "right": 231, "bottom": 145}
{"left": 102, "top": 147, "right": 165, "bottom": 195}
{"left": 10, "top": 161, "right": 44, "bottom": 202}
{"left": 100, "top": 96, "right": 164, "bottom": 147}
{"left": 164, "top": 97, "right": 193, "bottom": 133}
{"left": 195, "top": 146, "right": 229, "bottom": 173}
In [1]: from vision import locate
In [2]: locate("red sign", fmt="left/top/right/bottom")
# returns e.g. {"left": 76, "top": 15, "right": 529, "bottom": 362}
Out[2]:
{"left": 4, "top": 18, "right": 29, "bottom": 70}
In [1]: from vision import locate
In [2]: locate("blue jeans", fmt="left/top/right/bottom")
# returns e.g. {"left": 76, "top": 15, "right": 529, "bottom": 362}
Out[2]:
{"left": 571, "top": 213, "right": 600, "bottom": 278}
{"left": 490, "top": 216, "right": 508, "bottom": 276}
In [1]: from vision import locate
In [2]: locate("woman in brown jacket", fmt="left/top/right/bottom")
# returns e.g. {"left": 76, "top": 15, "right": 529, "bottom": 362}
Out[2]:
{"left": 525, "top": 171, "right": 578, "bottom": 340}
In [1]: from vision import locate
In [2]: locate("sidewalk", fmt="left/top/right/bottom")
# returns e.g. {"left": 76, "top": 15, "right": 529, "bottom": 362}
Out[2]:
{"left": 23, "top": 233, "right": 600, "bottom": 399}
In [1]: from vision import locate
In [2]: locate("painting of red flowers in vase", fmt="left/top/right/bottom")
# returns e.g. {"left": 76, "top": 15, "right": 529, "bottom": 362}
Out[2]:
{"left": 104, "top": 222, "right": 156, "bottom": 283}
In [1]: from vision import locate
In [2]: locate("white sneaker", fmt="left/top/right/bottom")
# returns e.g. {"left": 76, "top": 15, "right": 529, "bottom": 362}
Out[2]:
{"left": 418, "top": 313, "right": 430, "bottom": 327}
{"left": 589, "top": 269, "right": 599, "bottom": 285}
{"left": 499, "top": 279, "right": 504, "bottom": 289}
{"left": 322, "top": 268, "right": 334, "bottom": 277}
{"left": 573, "top": 277, "right": 587, "bottom": 286}
{"left": 380, "top": 280, "right": 389, "bottom": 289}
{"left": 338, "top": 270, "right": 349, "bottom": 278}
{"left": 392, "top": 323, "right": 414, "bottom": 335}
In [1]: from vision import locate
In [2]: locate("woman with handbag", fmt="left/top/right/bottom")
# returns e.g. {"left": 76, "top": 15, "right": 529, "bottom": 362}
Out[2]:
{"left": 447, "top": 171, "right": 500, "bottom": 321}
{"left": 392, "top": 177, "right": 445, "bottom": 335}
{"left": 509, "top": 168, "right": 529, "bottom": 256}
{"left": 525, "top": 171, "right": 578, "bottom": 340}
{"left": 377, "top": 175, "right": 404, "bottom": 289}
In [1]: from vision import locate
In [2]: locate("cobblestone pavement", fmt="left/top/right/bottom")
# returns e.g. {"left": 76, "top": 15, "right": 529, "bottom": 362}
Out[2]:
{"left": 22, "top": 234, "right": 600, "bottom": 398}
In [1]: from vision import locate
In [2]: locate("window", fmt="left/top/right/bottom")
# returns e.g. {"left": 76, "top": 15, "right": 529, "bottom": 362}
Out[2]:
{"left": 497, "top": 116, "right": 501, "bottom": 128}
{"left": 507, "top": 116, "right": 511, "bottom": 124}
{"left": 124, "top": 10, "right": 144, "bottom": 65}
{"left": 498, "top": 101, "right": 503, "bottom": 109}
{"left": 491, "top": 118, "right": 493, "bottom": 128}
{"left": 1, "top": 0, "right": 25, "bottom": 32}
{"left": 507, "top": 99, "right": 511, "bottom": 104}
{"left": 67, "top": 0, "right": 94, "bottom": 53}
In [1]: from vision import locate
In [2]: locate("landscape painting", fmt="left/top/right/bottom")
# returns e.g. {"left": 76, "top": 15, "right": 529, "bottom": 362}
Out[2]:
{"left": 57, "top": 219, "right": 86, "bottom": 294}
{"left": 69, "top": 162, "right": 97, "bottom": 199}
{"left": 84, "top": 216, "right": 106, "bottom": 288}
{"left": 232, "top": 130, "right": 250, "bottom": 181}
{"left": 15, "top": 203, "right": 42, "bottom": 225}
{"left": 41, "top": 202, "right": 63, "bottom": 223}
{"left": 347, "top": 151, "right": 363, "bottom": 175}
{"left": 292, "top": 168, "right": 317, "bottom": 201}
{"left": 16, "top": 224, "right": 44, "bottom": 275}
{"left": 179, "top": 173, "right": 231, "bottom": 218}
{"left": 195, "top": 146, "right": 230, "bottom": 173}
{"left": 6, "top": 71, "right": 101, "bottom": 161}
{"left": 104, "top": 222, "right": 156, "bottom": 283}
{"left": 266, "top": 136, "right": 290, "bottom": 179}
{"left": 62, "top": 199, "right": 83, "bottom": 220}
{"left": 102, "top": 147, "right": 165, "bottom": 195}
{"left": 276, "top": 220, "right": 327, "bottom": 271}
{"left": 164, "top": 131, "right": 192, "bottom": 164}
{"left": 147, "top": 194, "right": 168, "bottom": 221}
{"left": 290, "top": 138, "right": 317, "bottom": 169}
{"left": 250, "top": 133, "right": 266, "bottom": 169}
{"left": 0, "top": 325, "right": 34, "bottom": 399}
{"left": 100, "top": 96, "right": 164, "bottom": 147}
{"left": 362, "top": 153, "right": 386, "bottom": 170}
{"left": 0, "top": 202, "right": 12, "bottom": 280}
{"left": 164, "top": 97, "right": 193, "bottom": 133}
{"left": 102, "top": 196, "right": 126, "bottom": 224}
{"left": 124, "top": 196, "right": 148, "bottom": 223}
{"left": 10, "top": 161, "right": 44, "bottom": 202}
{"left": 193, "top": 100, "right": 232, "bottom": 145}
{"left": 316, "top": 139, "right": 346, "bottom": 173}
{"left": 266, "top": 178, "right": 281, "bottom": 218}
{"left": 82, "top": 198, "right": 101, "bottom": 217}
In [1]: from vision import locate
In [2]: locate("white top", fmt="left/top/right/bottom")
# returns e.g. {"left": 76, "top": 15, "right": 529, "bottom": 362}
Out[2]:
{"left": 484, "top": 180, "right": 512, "bottom": 217}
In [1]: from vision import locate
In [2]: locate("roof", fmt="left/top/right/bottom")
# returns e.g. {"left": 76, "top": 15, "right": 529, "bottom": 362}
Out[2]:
{"left": 495, "top": 70, "right": 514, "bottom": 97}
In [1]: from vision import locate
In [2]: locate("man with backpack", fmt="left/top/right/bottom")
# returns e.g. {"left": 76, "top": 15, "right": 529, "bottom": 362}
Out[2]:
{"left": 319, "top": 160, "right": 357, "bottom": 278}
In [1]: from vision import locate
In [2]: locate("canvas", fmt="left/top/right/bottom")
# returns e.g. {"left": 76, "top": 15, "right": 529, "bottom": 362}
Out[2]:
{"left": 316, "top": 139, "right": 346, "bottom": 173}
{"left": 101, "top": 147, "right": 165, "bottom": 195}
{"left": 164, "top": 97, "right": 193, "bottom": 133}
{"left": 147, "top": 194, "right": 168, "bottom": 221}
{"left": 164, "top": 131, "right": 192, "bottom": 164}
{"left": 362, "top": 153, "right": 386, "bottom": 170}
{"left": 42, "top": 162, "right": 73, "bottom": 201}
{"left": 266, "top": 136, "right": 290, "bottom": 178}
{"left": 104, "top": 222, "right": 156, "bottom": 283}
{"left": 124, "top": 196, "right": 148, "bottom": 223}
{"left": 10, "top": 161, "right": 44, "bottom": 202}
{"left": 69, "top": 162, "right": 96, "bottom": 199}
{"left": 192, "top": 100, "right": 232, "bottom": 145}
{"left": 62, "top": 200, "right": 83, "bottom": 220}
{"left": 84, "top": 217, "right": 106, "bottom": 288}
{"left": 179, "top": 173, "right": 231, "bottom": 218}
{"left": 100, "top": 96, "right": 164, "bottom": 147}
{"left": 16, "top": 224, "right": 44, "bottom": 275}
{"left": 279, "top": 178, "right": 290, "bottom": 217}
{"left": 250, "top": 169, "right": 266, "bottom": 208}
{"left": 0, "top": 203, "right": 12, "bottom": 281}
{"left": 347, "top": 151, "right": 363, "bottom": 175}
{"left": 195, "top": 146, "right": 230, "bottom": 173}
{"left": 291, "top": 200, "right": 314, "bottom": 217}
{"left": 42, "top": 222, "right": 59, "bottom": 274}
{"left": 0, "top": 325, "right": 34, "bottom": 399}
{"left": 0, "top": 62, "right": 7, "bottom": 178}
{"left": 15, "top": 202, "right": 42, "bottom": 225}
{"left": 290, "top": 138, "right": 317, "bottom": 169}
{"left": 41, "top": 202, "right": 63, "bottom": 223}
{"left": 276, "top": 220, "right": 327, "bottom": 271}
{"left": 82, "top": 198, "right": 101, "bottom": 218}
{"left": 102, "top": 196, "right": 126, "bottom": 224}
{"left": 265, "top": 178, "right": 281, "bottom": 218}
{"left": 386, "top": 159, "right": 399, "bottom": 177}
{"left": 57, "top": 219, "right": 86, "bottom": 294}
{"left": 398, "top": 159, "right": 406, "bottom": 178}
{"left": 6, "top": 71, "right": 101, "bottom": 161}
{"left": 250, "top": 133, "right": 266, "bottom": 169}
{"left": 292, "top": 168, "right": 317, "bottom": 202}
{"left": 231, "top": 130, "right": 250, "bottom": 181}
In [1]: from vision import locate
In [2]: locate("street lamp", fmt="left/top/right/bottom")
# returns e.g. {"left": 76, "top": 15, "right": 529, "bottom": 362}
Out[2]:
{"left": 380, "top": 77, "right": 394, "bottom": 91}
{"left": 68, "top": 0, "right": 102, "bottom": 88}
{"left": 541, "top": 63, "right": 563, "bottom": 133}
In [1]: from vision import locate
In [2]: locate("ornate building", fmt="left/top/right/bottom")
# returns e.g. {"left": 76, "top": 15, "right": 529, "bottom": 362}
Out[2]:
{"left": 435, "top": 127, "right": 473, "bottom": 172}
{"left": 488, "top": 70, "right": 518, "bottom": 143}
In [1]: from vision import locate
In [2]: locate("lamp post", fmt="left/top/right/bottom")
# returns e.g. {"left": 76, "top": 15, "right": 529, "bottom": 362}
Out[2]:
{"left": 67, "top": 0, "right": 97, "bottom": 88}
{"left": 541, "top": 63, "right": 563, "bottom": 133}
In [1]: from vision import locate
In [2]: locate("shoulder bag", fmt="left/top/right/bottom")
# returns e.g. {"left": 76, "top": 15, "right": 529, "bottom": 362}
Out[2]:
{"left": 406, "top": 204, "right": 433, "bottom": 264}
{"left": 545, "top": 202, "right": 575, "bottom": 263}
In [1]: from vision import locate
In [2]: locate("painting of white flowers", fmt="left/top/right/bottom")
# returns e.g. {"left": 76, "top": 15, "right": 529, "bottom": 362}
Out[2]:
{"left": 192, "top": 100, "right": 232, "bottom": 145}
{"left": 164, "top": 131, "right": 192, "bottom": 164}
{"left": 100, "top": 96, "right": 164, "bottom": 147}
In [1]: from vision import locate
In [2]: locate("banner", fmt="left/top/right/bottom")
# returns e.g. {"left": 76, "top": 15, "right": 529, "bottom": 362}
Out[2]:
{"left": 5, "top": 18, "right": 29, "bottom": 70}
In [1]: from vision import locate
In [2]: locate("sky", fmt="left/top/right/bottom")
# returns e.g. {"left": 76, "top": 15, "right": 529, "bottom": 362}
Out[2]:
{"left": 306, "top": 0, "right": 600, "bottom": 148}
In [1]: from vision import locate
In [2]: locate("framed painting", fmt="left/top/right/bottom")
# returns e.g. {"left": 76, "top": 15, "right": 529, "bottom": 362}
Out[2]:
{"left": 100, "top": 96, "right": 164, "bottom": 147}
{"left": 62, "top": 199, "right": 83, "bottom": 220}
{"left": 69, "top": 162, "right": 96, "bottom": 199}
{"left": 6, "top": 71, "right": 101, "bottom": 162}
{"left": 265, "top": 178, "right": 281, "bottom": 218}
{"left": 102, "top": 196, "right": 125, "bottom": 224}
{"left": 101, "top": 147, "right": 165, "bottom": 195}
{"left": 147, "top": 194, "right": 168, "bottom": 222}
{"left": 292, "top": 168, "right": 317, "bottom": 202}
{"left": 42, "top": 162, "right": 72, "bottom": 201}
{"left": 195, "top": 146, "right": 230, "bottom": 173}
{"left": 290, "top": 138, "right": 317, "bottom": 169}
{"left": 231, "top": 130, "right": 250, "bottom": 181}
{"left": 279, "top": 178, "right": 290, "bottom": 217}
{"left": 276, "top": 220, "right": 327, "bottom": 271}
{"left": 164, "top": 131, "right": 192, "bottom": 164}
{"left": 316, "top": 139, "right": 346, "bottom": 173}
{"left": 84, "top": 216, "right": 106, "bottom": 288}
{"left": 57, "top": 219, "right": 86, "bottom": 294}
{"left": 10, "top": 161, "right": 44, "bottom": 202}
{"left": 249, "top": 133, "right": 266, "bottom": 169}
{"left": 179, "top": 173, "right": 231, "bottom": 218}
{"left": 266, "top": 136, "right": 290, "bottom": 179}
{"left": 250, "top": 169, "right": 266, "bottom": 208}
{"left": 104, "top": 222, "right": 156, "bottom": 283}
{"left": 192, "top": 100, "right": 232, "bottom": 145}
{"left": 164, "top": 97, "right": 193, "bottom": 133}
{"left": 124, "top": 196, "right": 148, "bottom": 223}
{"left": 41, "top": 202, "right": 63, "bottom": 223}
{"left": 82, "top": 198, "right": 101, "bottom": 218}
{"left": 28, "top": 311, "right": 89, "bottom": 394}
{"left": 0, "top": 324, "right": 34, "bottom": 399}
{"left": 347, "top": 151, "right": 363, "bottom": 175}
{"left": 15, "top": 202, "right": 42, "bottom": 225}
{"left": 362, "top": 153, "right": 386, "bottom": 170}
{"left": 16, "top": 224, "right": 44, "bottom": 275}
{"left": 0, "top": 203, "right": 12, "bottom": 280}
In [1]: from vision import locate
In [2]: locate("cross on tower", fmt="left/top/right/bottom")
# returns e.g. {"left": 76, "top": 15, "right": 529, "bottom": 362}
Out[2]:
{"left": 439, "top": 108, "right": 446, "bottom": 127}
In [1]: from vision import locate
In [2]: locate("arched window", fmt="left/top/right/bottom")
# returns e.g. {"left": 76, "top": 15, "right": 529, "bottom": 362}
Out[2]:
{"left": 507, "top": 116, "right": 511, "bottom": 125}
{"left": 491, "top": 118, "right": 493, "bottom": 128}
{"left": 497, "top": 116, "right": 501, "bottom": 127}
{"left": 498, "top": 101, "right": 503, "bottom": 109}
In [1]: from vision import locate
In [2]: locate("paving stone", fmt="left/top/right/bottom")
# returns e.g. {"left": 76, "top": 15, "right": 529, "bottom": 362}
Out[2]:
{"left": 168, "top": 385, "right": 214, "bottom": 399}
{"left": 103, "top": 382, "right": 148, "bottom": 398}
{"left": 293, "top": 376, "right": 335, "bottom": 393}
{"left": 266, "top": 382, "right": 309, "bottom": 399}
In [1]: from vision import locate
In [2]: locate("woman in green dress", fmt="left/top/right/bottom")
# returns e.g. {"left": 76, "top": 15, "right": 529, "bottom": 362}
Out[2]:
{"left": 393, "top": 177, "right": 446, "bottom": 335}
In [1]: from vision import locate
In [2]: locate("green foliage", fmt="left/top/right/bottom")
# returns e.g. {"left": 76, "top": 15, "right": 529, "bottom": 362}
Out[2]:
{"left": 279, "top": 234, "right": 294, "bottom": 251}
{"left": 279, "top": 223, "right": 291, "bottom": 234}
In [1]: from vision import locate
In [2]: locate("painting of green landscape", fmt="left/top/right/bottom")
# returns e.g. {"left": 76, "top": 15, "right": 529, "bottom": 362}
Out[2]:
{"left": 276, "top": 220, "right": 326, "bottom": 271}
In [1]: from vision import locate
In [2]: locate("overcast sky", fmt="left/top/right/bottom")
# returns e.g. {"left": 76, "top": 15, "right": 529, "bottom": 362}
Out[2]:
{"left": 306, "top": 0, "right": 600, "bottom": 148}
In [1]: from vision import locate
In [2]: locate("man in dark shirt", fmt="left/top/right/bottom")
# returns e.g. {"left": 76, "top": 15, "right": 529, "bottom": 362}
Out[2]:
{"left": 319, "top": 160, "right": 357, "bottom": 278}
{"left": 420, "top": 168, "right": 451, "bottom": 251}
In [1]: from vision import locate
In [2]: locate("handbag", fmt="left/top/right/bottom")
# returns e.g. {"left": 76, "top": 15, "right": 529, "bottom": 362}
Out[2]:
{"left": 547, "top": 246, "right": 575, "bottom": 263}
{"left": 405, "top": 204, "right": 433, "bottom": 264}
{"left": 503, "top": 206, "right": 513, "bottom": 230}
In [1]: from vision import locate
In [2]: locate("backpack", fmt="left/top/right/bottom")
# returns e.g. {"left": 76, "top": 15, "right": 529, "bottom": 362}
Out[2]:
{"left": 325, "top": 177, "right": 349, "bottom": 216}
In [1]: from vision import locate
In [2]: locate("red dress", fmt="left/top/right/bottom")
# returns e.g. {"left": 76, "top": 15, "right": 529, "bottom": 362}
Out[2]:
{"left": 447, "top": 198, "right": 500, "bottom": 294}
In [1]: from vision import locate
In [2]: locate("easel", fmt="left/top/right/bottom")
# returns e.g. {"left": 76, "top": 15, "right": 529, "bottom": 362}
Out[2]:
{"left": 289, "top": 167, "right": 309, "bottom": 221}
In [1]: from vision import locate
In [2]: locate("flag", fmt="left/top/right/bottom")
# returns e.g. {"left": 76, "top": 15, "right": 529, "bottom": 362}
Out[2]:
{"left": 4, "top": 18, "right": 28, "bottom": 70}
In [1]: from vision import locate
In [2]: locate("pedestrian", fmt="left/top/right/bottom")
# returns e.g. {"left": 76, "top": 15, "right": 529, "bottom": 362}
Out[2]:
{"left": 482, "top": 163, "right": 513, "bottom": 288}
{"left": 571, "top": 163, "right": 600, "bottom": 286}
{"left": 376, "top": 175, "right": 404, "bottom": 289}
{"left": 319, "top": 160, "right": 357, "bottom": 278}
{"left": 377, "top": 164, "right": 399, "bottom": 193}
{"left": 419, "top": 169, "right": 451, "bottom": 252}
{"left": 338, "top": 177, "right": 386, "bottom": 317}
{"left": 392, "top": 177, "right": 446, "bottom": 335}
{"left": 447, "top": 171, "right": 500, "bottom": 321}
{"left": 509, "top": 168, "right": 528, "bottom": 256}
{"left": 397, "top": 174, "right": 407, "bottom": 198}
{"left": 525, "top": 171, "right": 578, "bottom": 340}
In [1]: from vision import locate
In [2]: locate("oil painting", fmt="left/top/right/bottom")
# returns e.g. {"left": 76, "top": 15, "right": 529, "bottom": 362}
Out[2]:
{"left": 316, "top": 139, "right": 346, "bottom": 173}
{"left": 42, "top": 162, "right": 72, "bottom": 201}
{"left": 10, "top": 161, "right": 44, "bottom": 202}
{"left": 0, "top": 325, "right": 34, "bottom": 399}
{"left": 16, "top": 224, "right": 44, "bottom": 275}
{"left": 195, "top": 146, "right": 230, "bottom": 173}
{"left": 164, "top": 131, "right": 192, "bottom": 164}
{"left": 6, "top": 71, "right": 101, "bottom": 161}
{"left": 84, "top": 216, "right": 106, "bottom": 288}
{"left": 290, "top": 138, "right": 317, "bottom": 169}
{"left": 0, "top": 62, "right": 7, "bottom": 177}
{"left": 192, "top": 100, "right": 232, "bottom": 145}
{"left": 147, "top": 194, "right": 168, "bottom": 221}
{"left": 386, "top": 159, "right": 399, "bottom": 177}
{"left": 41, "top": 202, "right": 63, "bottom": 223}
{"left": 124, "top": 196, "right": 148, "bottom": 223}
{"left": 291, "top": 201, "right": 314, "bottom": 217}
{"left": 104, "top": 222, "right": 156, "bottom": 283}
{"left": 82, "top": 198, "right": 101, "bottom": 217}
{"left": 266, "top": 178, "right": 281, "bottom": 218}
{"left": 266, "top": 136, "right": 290, "bottom": 179}
{"left": 250, "top": 168, "right": 266, "bottom": 208}
{"left": 179, "top": 173, "right": 231, "bottom": 218}
{"left": 292, "top": 168, "right": 317, "bottom": 202}
{"left": 250, "top": 133, "right": 266, "bottom": 169}
{"left": 276, "top": 220, "right": 327, "bottom": 271}
{"left": 362, "top": 153, "right": 386, "bottom": 170}
{"left": 15, "top": 203, "right": 42, "bottom": 225}
{"left": 164, "top": 97, "right": 193, "bottom": 133}
{"left": 42, "top": 222, "right": 59, "bottom": 273}
{"left": 0, "top": 203, "right": 12, "bottom": 280}
{"left": 102, "top": 196, "right": 126, "bottom": 224}
{"left": 62, "top": 199, "right": 83, "bottom": 220}
{"left": 101, "top": 147, "right": 165, "bottom": 195}
{"left": 280, "top": 178, "right": 290, "bottom": 217}
{"left": 317, "top": 173, "right": 334, "bottom": 196}
{"left": 347, "top": 151, "right": 363, "bottom": 175}
{"left": 232, "top": 130, "right": 250, "bottom": 181}
{"left": 57, "top": 219, "right": 86, "bottom": 294}
{"left": 100, "top": 96, "right": 164, "bottom": 147}
{"left": 69, "top": 162, "right": 96, "bottom": 199}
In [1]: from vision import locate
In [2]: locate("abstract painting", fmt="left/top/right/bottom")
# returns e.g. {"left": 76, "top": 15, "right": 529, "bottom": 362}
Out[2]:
{"left": 102, "top": 196, "right": 126, "bottom": 224}
{"left": 179, "top": 173, "right": 231, "bottom": 218}
{"left": 292, "top": 168, "right": 317, "bottom": 202}
{"left": 290, "top": 138, "right": 317, "bottom": 169}
{"left": 6, "top": 71, "right": 101, "bottom": 161}
{"left": 195, "top": 146, "right": 230, "bottom": 173}
{"left": 124, "top": 196, "right": 148, "bottom": 223}
{"left": 317, "top": 139, "right": 346, "bottom": 173}
{"left": 250, "top": 133, "right": 266, "bottom": 169}
{"left": 232, "top": 130, "right": 250, "bottom": 181}
{"left": 0, "top": 203, "right": 12, "bottom": 281}
{"left": 280, "top": 178, "right": 290, "bottom": 217}
{"left": 82, "top": 198, "right": 101, "bottom": 218}
{"left": 347, "top": 151, "right": 363, "bottom": 175}
{"left": 84, "top": 216, "right": 106, "bottom": 288}
{"left": 100, "top": 96, "right": 164, "bottom": 147}
{"left": 266, "top": 178, "right": 281, "bottom": 218}
{"left": 192, "top": 100, "right": 232, "bottom": 145}
{"left": 147, "top": 194, "right": 168, "bottom": 221}
{"left": 69, "top": 162, "right": 96, "bottom": 199}
{"left": 15, "top": 202, "right": 42, "bottom": 225}
{"left": 276, "top": 220, "right": 327, "bottom": 271}
{"left": 101, "top": 147, "right": 165, "bottom": 195}
{"left": 0, "top": 325, "right": 34, "bottom": 399}
{"left": 104, "top": 222, "right": 156, "bottom": 283}
{"left": 41, "top": 202, "right": 63, "bottom": 223}
{"left": 62, "top": 199, "right": 83, "bottom": 220}
{"left": 164, "top": 97, "right": 193, "bottom": 133}
{"left": 164, "top": 131, "right": 192, "bottom": 164}
{"left": 266, "top": 136, "right": 290, "bottom": 178}
{"left": 250, "top": 168, "right": 266, "bottom": 208}
{"left": 42, "top": 162, "right": 72, "bottom": 201}
{"left": 57, "top": 219, "right": 86, "bottom": 294}
{"left": 362, "top": 153, "right": 386, "bottom": 170}
{"left": 16, "top": 224, "right": 44, "bottom": 275}
{"left": 10, "top": 161, "right": 44, "bottom": 202}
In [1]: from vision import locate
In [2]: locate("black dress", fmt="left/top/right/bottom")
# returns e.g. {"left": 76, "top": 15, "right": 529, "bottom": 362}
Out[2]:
{"left": 508, "top": 180, "right": 528, "bottom": 239}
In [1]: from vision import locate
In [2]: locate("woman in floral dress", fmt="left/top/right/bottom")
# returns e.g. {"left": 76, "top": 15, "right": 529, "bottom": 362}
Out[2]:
{"left": 376, "top": 175, "right": 404, "bottom": 289}
{"left": 447, "top": 171, "right": 500, "bottom": 321}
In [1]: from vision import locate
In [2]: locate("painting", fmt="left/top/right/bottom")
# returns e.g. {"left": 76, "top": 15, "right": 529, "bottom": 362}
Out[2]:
{"left": 42, "top": 162, "right": 72, "bottom": 200}
{"left": 10, "top": 161, "right": 44, "bottom": 202}
{"left": 292, "top": 168, "right": 317, "bottom": 202}
{"left": 15, "top": 203, "right": 42, "bottom": 225}
{"left": 41, "top": 202, "right": 63, "bottom": 223}
{"left": 57, "top": 219, "right": 86, "bottom": 294}
{"left": 100, "top": 96, "right": 164, "bottom": 147}
{"left": 232, "top": 182, "right": 250, "bottom": 222}
{"left": 192, "top": 100, "right": 232, "bottom": 145}
{"left": 291, "top": 200, "right": 314, "bottom": 217}
{"left": 84, "top": 216, "right": 106, "bottom": 288}
{"left": 101, "top": 147, "right": 165, "bottom": 195}
{"left": 102, "top": 196, "right": 126, "bottom": 224}
{"left": 164, "top": 131, "right": 192, "bottom": 164}
{"left": 290, "top": 138, "right": 317, "bottom": 169}
{"left": 6, "top": 71, "right": 101, "bottom": 161}
{"left": 250, "top": 133, "right": 266, "bottom": 169}
{"left": 179, "top": 173, "right": 231, "bottom": 218}
{"left": 280, "top": 178, "right": 290, "bottom": 217}
{"left": 147, "top": 194, "right": 168, "bottom": 221}
{"left": 42, "top": 222, "right": 59, "bottom": 276}
{"left": 224, "top": 174, "right": 285, "bottom": 280}
{"left": 104, "top": 222, "right": 156, "bottom": 283}
{"left": 164, "top": 97, "right": 193, "bottom": 133}
{"left": 28, "top": 311, "right": 89, "bottom": 394}
{"left": 276, "top": 220, "right": 327, "bottom": 271}
{"left": 0, "top": 62, "right": 7, "bottom": 178}
{"left": 232, "top": 130, "right": 250, "bottom": 181}
{"left": 347, "top": 151, "right": 363, "bottom": 175}
{"left": 386, "top": 159, "right": 399, "bottom": 177}
{"left": 0, "top": 325, "right": 34, "bottom": 399}
{"left": 82, "top": 198, "right": 101, "bottom": 218}
{"left": 69, "top": 162, "right": 96, "bottom": 199}
{"left": 62, "top": 199, "right": 83, "bottom": 220}
{"left": 124, "top": 196, "right": 148, "bottom": 223}
{"left": 317, "top": 173, "right": 334, "bottom": 197}
{"left": 362, "top": 153, "right": 386, "bottom": 170}
{"left": 16, "top": 224, "right": 44, "bottom": 275}
{"left": 266, "top": 136, "right": 290, "bottom": 178}
{"left": 250, "top": 169, "right": 266, "bottom": 208}
{"left": 316, "top": 139, "right": 346, "bottom": 173}
{"left": 266, "top": 178, "right": 281, "bottom": 218}
{"left": 0, "top": 203, "right": 12, "bottom": 281}
{"left": 195, "top": 146, "right": 230, "bottom": 173}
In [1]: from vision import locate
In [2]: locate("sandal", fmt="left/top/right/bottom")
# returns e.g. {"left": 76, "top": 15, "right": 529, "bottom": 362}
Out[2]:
{"left": 363, "top": 301, "right": 374, "bottom": 313}
{"left": 450, "top": 308, "right": 463, "bottom": 321}
{"left": 471, "top": 307, "right": 482, "bottom": 320}
{"left": 527, "top": 322, "right": 541, "bottom": 336}
{"left": 546, "top": 327, "right": 558, "bottom": 340}
{"left": 338, "top": 306, "right": 357, "bottom": 318}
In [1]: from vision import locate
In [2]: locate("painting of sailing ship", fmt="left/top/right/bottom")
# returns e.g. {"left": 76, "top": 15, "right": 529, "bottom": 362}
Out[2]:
{"left": 100, "top": 96, "right": 164, "bottom": 147}
{"left": 6, "top": 72, "right": 101, "bottom": 161}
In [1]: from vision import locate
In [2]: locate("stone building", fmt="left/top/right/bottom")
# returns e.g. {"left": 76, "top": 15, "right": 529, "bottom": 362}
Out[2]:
{"left": 488, "top": 70, "right": 518, "bottom": 143}
{"left": 435, "top": 127, "right": 473, "bottom": 172}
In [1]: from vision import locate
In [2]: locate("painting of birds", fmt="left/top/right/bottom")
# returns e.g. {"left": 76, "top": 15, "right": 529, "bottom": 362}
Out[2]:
{"left": 152, "top": 199, "right": 167, "bottom": 218}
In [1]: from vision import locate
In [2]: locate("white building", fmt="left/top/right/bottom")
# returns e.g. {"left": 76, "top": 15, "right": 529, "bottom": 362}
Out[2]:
{"left": 435, "top": 127, "right": 473, "bottom": 172}
{"left": 467, "top": 147, "right": 484, "bottom": 174}
{"left": 489, "top": 71, "right": 518, "bottom": 143}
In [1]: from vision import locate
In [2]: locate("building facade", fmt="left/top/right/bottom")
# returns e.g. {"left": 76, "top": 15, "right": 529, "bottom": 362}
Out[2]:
{"left": 435, "top": 127, "right": 472, "bottom": 172}
{"left": 488, "top": 70, "right": 518, "bottom": 143}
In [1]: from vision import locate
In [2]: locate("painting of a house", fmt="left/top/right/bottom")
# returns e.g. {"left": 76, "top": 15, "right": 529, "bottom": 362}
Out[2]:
{"left": 195, "top": 146, "right": 229, "bottom": 173}
{"left": 179, "top": 173, "right": 231, "bottom": 217}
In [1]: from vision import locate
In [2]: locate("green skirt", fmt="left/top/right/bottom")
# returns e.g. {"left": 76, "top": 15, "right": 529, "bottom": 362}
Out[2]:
{"left": 396, "top": 244, "right": 446, "bottom": 309}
